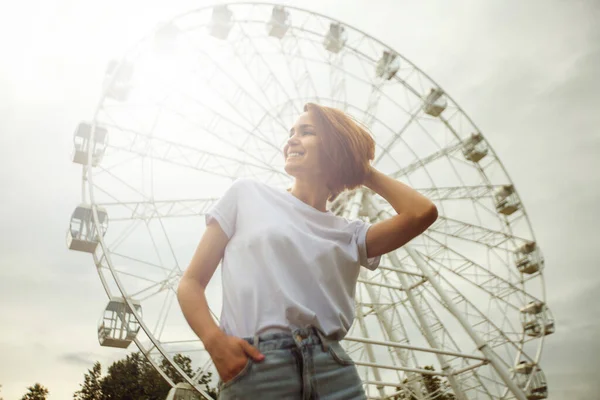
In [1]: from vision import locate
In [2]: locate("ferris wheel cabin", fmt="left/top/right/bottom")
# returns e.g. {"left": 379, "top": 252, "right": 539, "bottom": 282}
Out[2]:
{"left": 514, "top": 362, "right": 548, "bottom": 400}
{"left": 461, "top": 132, "right": 489, "bottom": 163}
{"left": 422, "top": 88, "right": 447, "bottom": 117}
{"left": 494, "top": 184, "right": 521, "bottom": 215}
{"left": 376, "top": 51, "right": 400, "bottom": 80}
{"left": 165, "top": 383, "right": 201, "bottom": 400}
{"left": 72, "top": 122, "right": 108, "bottom": 167}
{"left": 153, "top": 22, "right": 180, "bottom": 54}
{"left": 103, "top": 59, "right": 134, "bottom": 102}
{"left": 323, "top": 22, "right": 347, "bottom": 53}
{"left": 520, "top": 301, "right": 555, "bottom": 338}
{"left": 267, "top": 6, "right": 290, "bottom": 38}
{"left": 209, "top": 5, "right": 233, "bottom": 40}
{"left": 515, "top": 241, "right": 543, "bottom": 274}
{"left": 67, "top": 205, "right": 108, "bottom": 253}
{"left": 98, "top": 297, "right": 142, "bottom": 349}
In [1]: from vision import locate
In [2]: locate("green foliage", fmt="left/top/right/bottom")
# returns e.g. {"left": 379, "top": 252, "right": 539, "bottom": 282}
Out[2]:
{"left": 101, "top": 353, "right": 147, "bottom": 399}
{"left": 73, "top": 352, "right": 216, "bottom": 400}
{"left": 392, "top": 366, "right": 456, "bottom": 400}
{"left": 20, "top": 383, "right": 49, "bottom": 400}
{"left": 74, "top": 362, "right": 103, "bottom": 400}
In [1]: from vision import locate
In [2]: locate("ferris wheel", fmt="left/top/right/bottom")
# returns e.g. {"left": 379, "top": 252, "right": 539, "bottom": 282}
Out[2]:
{"left": 67, "top": 3, "right": 554, "bottom": 399}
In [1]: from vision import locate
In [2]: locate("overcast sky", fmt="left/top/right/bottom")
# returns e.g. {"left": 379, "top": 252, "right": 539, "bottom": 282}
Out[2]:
{"left": 1, "top": 0, "right": 599, "bottom": 399}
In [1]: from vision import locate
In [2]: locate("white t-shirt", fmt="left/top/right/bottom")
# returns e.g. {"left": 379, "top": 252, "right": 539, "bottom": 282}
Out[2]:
{"left": 205, "top": 178, "right": 381, "bottom": 340}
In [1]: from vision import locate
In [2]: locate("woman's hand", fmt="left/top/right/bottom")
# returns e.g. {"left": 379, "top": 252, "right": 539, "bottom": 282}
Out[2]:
{"left": 362, "top": 165, "right": 377, "bottom": 189}
{"left": 205, "top": 330, "right": 265, "bottom": 383}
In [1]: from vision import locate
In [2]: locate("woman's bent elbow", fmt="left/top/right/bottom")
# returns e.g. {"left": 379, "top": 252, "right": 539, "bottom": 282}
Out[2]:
{"left": 177, "top": 276, "right": 194, "bottom": 303}
{"left": 418, "top": 204, "right": 438, "bottom": 229}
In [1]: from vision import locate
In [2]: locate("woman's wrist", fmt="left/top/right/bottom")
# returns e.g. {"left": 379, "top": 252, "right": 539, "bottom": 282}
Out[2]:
{"left": 362, "top": 166, "right": 381, "bottom": 191}
{"left": 203, "top": 327, "right": 227, "bottom": 353}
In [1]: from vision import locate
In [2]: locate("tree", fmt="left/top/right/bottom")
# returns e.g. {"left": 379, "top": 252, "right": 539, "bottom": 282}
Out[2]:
{"left": 74, "top": 352, "right": 217, "bottom": 400}
{"left": 74, "top": 362, "right": 103, "bottom": 400}
{"left": 392, "top": 366, "right": 456, "bottom": 400}
{"left": 420, "top": 366, "right": 455, "bottom": 400}
{"left": 101, "top": 352, "right": 146, "bottom": 400}
{"left": 21, "top": 383, "right": 49, "bottom": 400}
{"left": 162, "top": 354, "right": 217, "bottom": 399}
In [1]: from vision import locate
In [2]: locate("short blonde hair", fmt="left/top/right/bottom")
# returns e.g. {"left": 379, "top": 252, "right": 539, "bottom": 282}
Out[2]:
{"left": 304, "top": 103, "right": 376, "bottom": 201}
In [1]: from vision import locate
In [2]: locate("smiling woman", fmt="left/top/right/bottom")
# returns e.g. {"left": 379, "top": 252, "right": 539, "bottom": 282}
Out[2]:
{"left": 178, "top": 101, "right": 438, "bottom": 399}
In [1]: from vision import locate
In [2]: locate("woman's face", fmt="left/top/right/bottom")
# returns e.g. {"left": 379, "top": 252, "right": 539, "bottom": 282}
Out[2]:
{"left": 283, "top": 111, "right": 327, "bottom": 181}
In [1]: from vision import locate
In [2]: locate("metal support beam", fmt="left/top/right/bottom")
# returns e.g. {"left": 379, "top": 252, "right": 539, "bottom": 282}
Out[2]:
{"left": 387, "top": 251, "right": 468, "bottom": 400}
{"left": 404, "top": 247, "right": 528, "bottom": 400}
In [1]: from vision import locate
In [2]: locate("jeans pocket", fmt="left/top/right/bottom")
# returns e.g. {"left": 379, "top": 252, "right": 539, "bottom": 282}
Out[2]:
{"left": 328, "top": 341, "right": 355, "bottom": 366}
{"left": 219, "top": 358, "right": 253, "bottom": 390}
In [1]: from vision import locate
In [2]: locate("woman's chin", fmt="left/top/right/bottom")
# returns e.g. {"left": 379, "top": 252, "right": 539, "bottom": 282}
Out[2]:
{"left": 284, "top": 164, "right": 300, "bottom": 176}
{"left": 283, "top": 164, "right": 298, "bottom": 178}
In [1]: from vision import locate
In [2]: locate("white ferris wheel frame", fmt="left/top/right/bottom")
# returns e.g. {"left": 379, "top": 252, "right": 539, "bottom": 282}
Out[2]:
{"left": 71, "top": 3, "right": 552, "bottom": 400}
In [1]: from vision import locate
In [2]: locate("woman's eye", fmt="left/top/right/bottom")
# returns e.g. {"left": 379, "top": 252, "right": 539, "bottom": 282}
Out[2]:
{"left": 302, "top": 131, "right": 313, "bottom": 136}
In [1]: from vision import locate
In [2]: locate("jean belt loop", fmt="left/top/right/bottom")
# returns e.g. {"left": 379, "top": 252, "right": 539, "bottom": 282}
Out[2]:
{"left": 253, "top": 333, "right": 260, "bottom": 350}
{"left": 315, "top": 328, "right": 329, "bottom": 352}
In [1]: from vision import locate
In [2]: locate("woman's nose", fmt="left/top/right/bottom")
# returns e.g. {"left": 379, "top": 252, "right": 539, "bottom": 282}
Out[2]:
{"left": 287, "top": 135, "right": 299, "bottom": 146}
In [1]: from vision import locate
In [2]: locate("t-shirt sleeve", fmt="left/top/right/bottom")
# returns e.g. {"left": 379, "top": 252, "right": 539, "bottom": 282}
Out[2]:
{"left": 355, "top": 220, "right": 381, "bottom": 270}
{"left": 205, "top": 179, "right": 245, "bottom": 239}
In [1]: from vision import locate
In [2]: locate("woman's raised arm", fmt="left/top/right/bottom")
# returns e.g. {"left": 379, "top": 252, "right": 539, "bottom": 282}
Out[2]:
{"left": 362, "top": 166, "right": 438, "bottom": 258}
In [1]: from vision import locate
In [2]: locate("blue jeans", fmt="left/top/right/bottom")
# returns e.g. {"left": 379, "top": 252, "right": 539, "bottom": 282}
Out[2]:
{"left": 217, "top": 326, "right": 367, "bottom": 400}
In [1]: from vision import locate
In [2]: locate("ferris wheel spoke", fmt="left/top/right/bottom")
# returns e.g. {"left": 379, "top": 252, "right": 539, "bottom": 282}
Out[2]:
{"left": 107, "top": 251, "right": 173, "bottom": 274}
{"left": 97, "top": 198, "right": 218, "bottom": 221}
{"left": 409, "top": 286, "right": 500, "bottom": 399}
{"left": 135, "top": 95, "right": 283, "bottom": 169}
{"left": 374, "top": 107, "right": 421, "bottom": 165}
{"left": 98, "top": 121, "right": 282, "bottom": 179}
{"left": 389, "top": 140, "right": 464, "bottom": 179}
{"left": 372, "top": 264, "right": 424, "bottom": 278}
{"left": 356, "top": 275, "right": 422, "bottom": 374}
{"left": 376, "top": 184, "right": 512, "bottom": 239}
{"left": 361, "top": 270, "right": 442, "bottom": 395}
{"left": 374, "top": 202, "right": 527, "bottom": 263}
{"left": 153, "top": 288, "right": 176, "bottom": 340}
{"left": 428, "top": 215, "right": 528, "bottom": 248}
{"left": 381, "top": 252, "right": 473, "bottom": 398}
{"left": 280, "top": 30, "right": 320, "bottom": 101}
{"left": 422, "top": 233, "right": 539, "bottom": 309}
{"left": 419, "top": 273, "right": 522, "bottom": 357}
{"left": 129, "top": 277, "right": 175, "bottom": 302}
{"left": 92, "top": 166, "right": 151, "bottom": 203}
{"left": 97, "top": 262, "right": 164, "bottom": 284}
{"left": 408, "top": 114, "right": 481, "bottom": 184}
{"left": 177, "top": 37, "right": 296, "bottom": 143}
{"left": 381, "top": 275, "right": 492, "bottom": 399}
{"left": 362, "top": 80, "right": 385, "bottom": 129}
{"left": 231, "top": 23, "right": 302, "bottom": 114}
{"left": 328, "top": 52, "right": 347, "bottom": 109}
{"left": 410, "top": 255, "right": 536, "bottom": 398}
{"left": 410, "top": 185, "right": 503, "bottom": 201}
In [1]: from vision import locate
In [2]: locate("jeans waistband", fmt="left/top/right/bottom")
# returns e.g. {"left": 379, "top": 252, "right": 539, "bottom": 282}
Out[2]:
{"left": 242, "top": 326, "right": 331, "bottom": 352}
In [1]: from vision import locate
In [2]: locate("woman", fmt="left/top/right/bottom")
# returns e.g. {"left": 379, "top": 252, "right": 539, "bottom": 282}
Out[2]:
{"left": 178, "top": 103, "right": 438, "bottom": 399}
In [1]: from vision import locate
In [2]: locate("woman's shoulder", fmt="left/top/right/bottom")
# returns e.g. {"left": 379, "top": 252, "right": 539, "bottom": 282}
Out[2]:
{"left": 226, "top": 178, "right": 280, "bottom": 198}
{"left": 230, "top": 177, "right": 270, "bottom": 190}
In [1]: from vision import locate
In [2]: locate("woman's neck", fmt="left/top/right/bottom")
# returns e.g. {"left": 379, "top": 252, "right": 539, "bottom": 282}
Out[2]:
{"left": 287, "top": 179, "right": 330, "bottom": 212}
